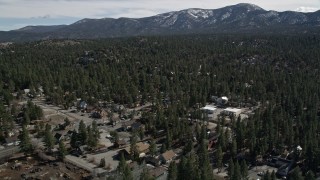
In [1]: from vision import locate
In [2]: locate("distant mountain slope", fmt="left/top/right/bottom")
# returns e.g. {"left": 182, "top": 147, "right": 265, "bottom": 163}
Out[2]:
{"left": 1, "top": 3, "right": 320, "bottom": 42}
{"left": 13, "top": 25, "right": 67, "bottom": 33}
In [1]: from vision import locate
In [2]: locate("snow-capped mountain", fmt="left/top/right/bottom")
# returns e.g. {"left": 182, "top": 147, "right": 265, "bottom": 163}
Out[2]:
{"left": 1, "top": 3, "right": 320, "bottom": 42}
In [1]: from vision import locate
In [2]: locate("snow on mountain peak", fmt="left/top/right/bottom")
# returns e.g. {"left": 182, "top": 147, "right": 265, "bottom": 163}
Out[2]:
{"left": 184, "top": 9, "right": 213, "bottom": 19}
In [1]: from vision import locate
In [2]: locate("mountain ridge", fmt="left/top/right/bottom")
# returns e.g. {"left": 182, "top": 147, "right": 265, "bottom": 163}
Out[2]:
{"left": 1, "top": 3, "right": 320, "bottom": 42}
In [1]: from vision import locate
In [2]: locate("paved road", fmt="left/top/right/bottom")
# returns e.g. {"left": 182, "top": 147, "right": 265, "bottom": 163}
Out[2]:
{"left": 0, "top": 146, "right": 19, "bottom": 159}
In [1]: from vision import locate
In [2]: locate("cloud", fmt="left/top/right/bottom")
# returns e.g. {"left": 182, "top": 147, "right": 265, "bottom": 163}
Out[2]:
{"left": 1, "top": 0, "right": 320, "bottom": 19}
{"left": 295, "top": 6, "right": 319, "bottom": 12}
{"left": 31, "top": 15, "right": 51, "bottom": 19}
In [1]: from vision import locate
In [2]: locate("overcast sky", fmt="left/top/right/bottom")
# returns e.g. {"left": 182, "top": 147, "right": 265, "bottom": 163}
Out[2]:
{"left": 0, "top": 0, "right": 319, "bottom": 31}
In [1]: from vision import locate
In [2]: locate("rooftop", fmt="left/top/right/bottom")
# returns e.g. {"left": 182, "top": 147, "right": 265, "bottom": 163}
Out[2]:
{"left": 200, "top": 105, "right": 217, "bottom": 111}
{"left": 161, "top": 150, "right": 176, "bottom": 161}
{"left": 224, "top": 107, "right": 242, "bottom": 113}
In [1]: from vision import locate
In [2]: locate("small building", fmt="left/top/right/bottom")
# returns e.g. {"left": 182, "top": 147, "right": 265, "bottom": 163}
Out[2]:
{"left": 159, "top": 150, "right": 176, "bottom": 164}
{"left": 91, "top": 109, "right": 107, "bottom": 119}
{"left": 119, "top": 142, "right": 150, "bottom": 158}
{"left": 149, "top": 167, "right": 167, "bottom": 179}
{"left": 223, "top": 107, "right": 242, "bottom": 117}
{"left": 200, "top": 105, "right": 217, "bottom": 120}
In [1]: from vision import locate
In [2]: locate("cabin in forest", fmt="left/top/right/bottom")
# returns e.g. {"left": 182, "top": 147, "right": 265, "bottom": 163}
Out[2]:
{"left": 159, "top": 150, "right": 176, "bottom": 164}
{"left": 223, "top": 107, "right": 242, "bottom": 117}
{"left": 200, "top": 105, "right": 217, "bottom": 120}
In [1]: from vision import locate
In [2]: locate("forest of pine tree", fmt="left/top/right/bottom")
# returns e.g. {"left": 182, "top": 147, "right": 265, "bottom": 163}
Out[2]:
{"left": 0, "top": 34, "right": 319, "bottom": 178}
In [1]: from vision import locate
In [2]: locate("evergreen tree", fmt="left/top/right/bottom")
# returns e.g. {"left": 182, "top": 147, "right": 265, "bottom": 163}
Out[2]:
{"left": 289, "top": 167, "right": 304, "bottom": 180}
{"left": 78, "top": 120, "right": 87, "bottom": 145}
{"left": 87, "top": 126, "right": 97, "bottom": 148}
{"left": 160, "top": 143, "right": 167, "bottom": 153}
{"left": 149, "top": 138, "right": 157, "bottom": 157}
{"left": 130, "top": 134, "right": 139, "bottom": 161}
{"left": 43, "top": 124, "right": 54, "bottom": 152}
{"left": 263, "top": 171, "right": 271, "bottom": 180}
{"left": 228, "top": 159, "right": 234, "bottom": 180}
{"left": 178, "top": 156, "right": 188, "bottom": 180}
{"left": 118, "top": 153, "right": 127, "bottom": 173}
{"left": 140, "top": 168, "right": 153, "bottom": 180}
{"left": 19, "top": 125, "right": 33, "bottom": 154}
{"left": 92, "top": 120, "right": 100, "bottom": 141}
{"left": 70, "top": 132, "right": 78, "bottom": 148}
{"left": 305, "top": 171, "right": 315, "bottom": 180}
{"left": 168, "top": 161, "right": 178, "bottom": 180}
{"left": 100, "top": 158, "right": 106, "bottom": 168}
{"left": 233, "top": 161, "right": 241, "bottom": 180}
{"left": 123, "top": 165, "right": 133, "bottom": 180}
{"left": 216, "top": 145, "right": 223, "bottom": 172}
{"left": 58, "top": 141, "right": 66, "bottom": 159}
{"left": 271, "top": 170, "right": 276, "bottom": 180}
{"left": 240, "top": 160, "right": 248, "bottom": 180}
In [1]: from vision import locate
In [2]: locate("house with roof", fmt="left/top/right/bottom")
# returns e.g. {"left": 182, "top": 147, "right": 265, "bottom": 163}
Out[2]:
{"left": 200, "top": 105, "right": 217, "bottom": 120}
{"left": 159, "top": 150, "right": 176, "bottom": 164}
{"left": 119, "top": 142, "right": 150, "bottom": 158}
{"left": 149, "top": 166, "right": 167, "bottom": 179}
{"left": 91, "top": 108, "right": 107, "bottom": 119}
{"left": 223, "top": 107, "right": 242, "bottom": 117}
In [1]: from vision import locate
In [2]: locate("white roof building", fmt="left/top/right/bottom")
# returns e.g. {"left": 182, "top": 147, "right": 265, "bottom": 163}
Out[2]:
{"left": 200, "top": 105, "right": 217, "bottom": 120}
{"left": 223, "top": 107, "right": 242, "bottom": 117}
{"left": 200, "top": 105, "right": 217, "bottom": 112}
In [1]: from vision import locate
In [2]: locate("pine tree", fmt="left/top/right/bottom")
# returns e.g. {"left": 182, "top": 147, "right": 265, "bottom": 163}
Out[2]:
{"left": 263, "top": 171, "right": 271, "bottom": 180}
{"left": 231, "top": 139, "right": 237, "bottom": 159}
{"left": 140, "top": 168, "right": 152, "bottom": 180}
{"left": 233, "top": 161, "right": 241, "bottom": 180}
{"left": 216, "top": 145, "right": 223, "bottom": 172}
{"left": 166, "top": 130, "right": 172, "bottom": 150}
{"left": 100, "top": 158, "right": 106, "bottom": 168}
{"left": 240, "top": 160, "right": 248, "bottom": 180}
{"left": 305, "top": 171, "right": 315, "bottom": 180}
{"left": 228, "top": 159, "right": 234, "bottom": 180}
{"left": 290, "top": 167, "right": 304, "bottom": 180}
{"left": 78, "top": 120, "right": 87, "bottom": 145}
{"left": 123, "top": 165, "right": 133, "bottom": 180}
{"left": 58, "top": 141, "right": 66, "bottom": 159}
{"left": 149, "top": 138, "right": 157, "bottom": 157}
{"left": 43, "top": 124, "right": 54, "bottom": 153}
{"left": 271, "top": 170, "right": 276, "bottom": 180}
{"left": 87, "top": 126, "right": 97, "bottom": 148}
{"left": 197, "top": 139, "right": 213, "bottom": 180}
{"left": 92, "top": 120, "right": 100, "bottom": 142}
{"left": 118, "top": 153, "right": 126, "bottom": 173}
{"left": 160, "top": 143, "right": 167, "bottom": 153}
{"left": 70, "top": 132, "right": 78, "bottom": 148}
{"left": 183, "top": 139, "right": 193, "bottom": 155}
{"left": 130, "top": 134, "right": 139, "bottom": 161}
{"left": 168, "top": 161, "right": 178, "bottom": 180}
{"left": 19, "top": 125, "right": 33, "bottom": 154}
{"left": 178, "top": 156, "right": 187, "bottom": 180}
